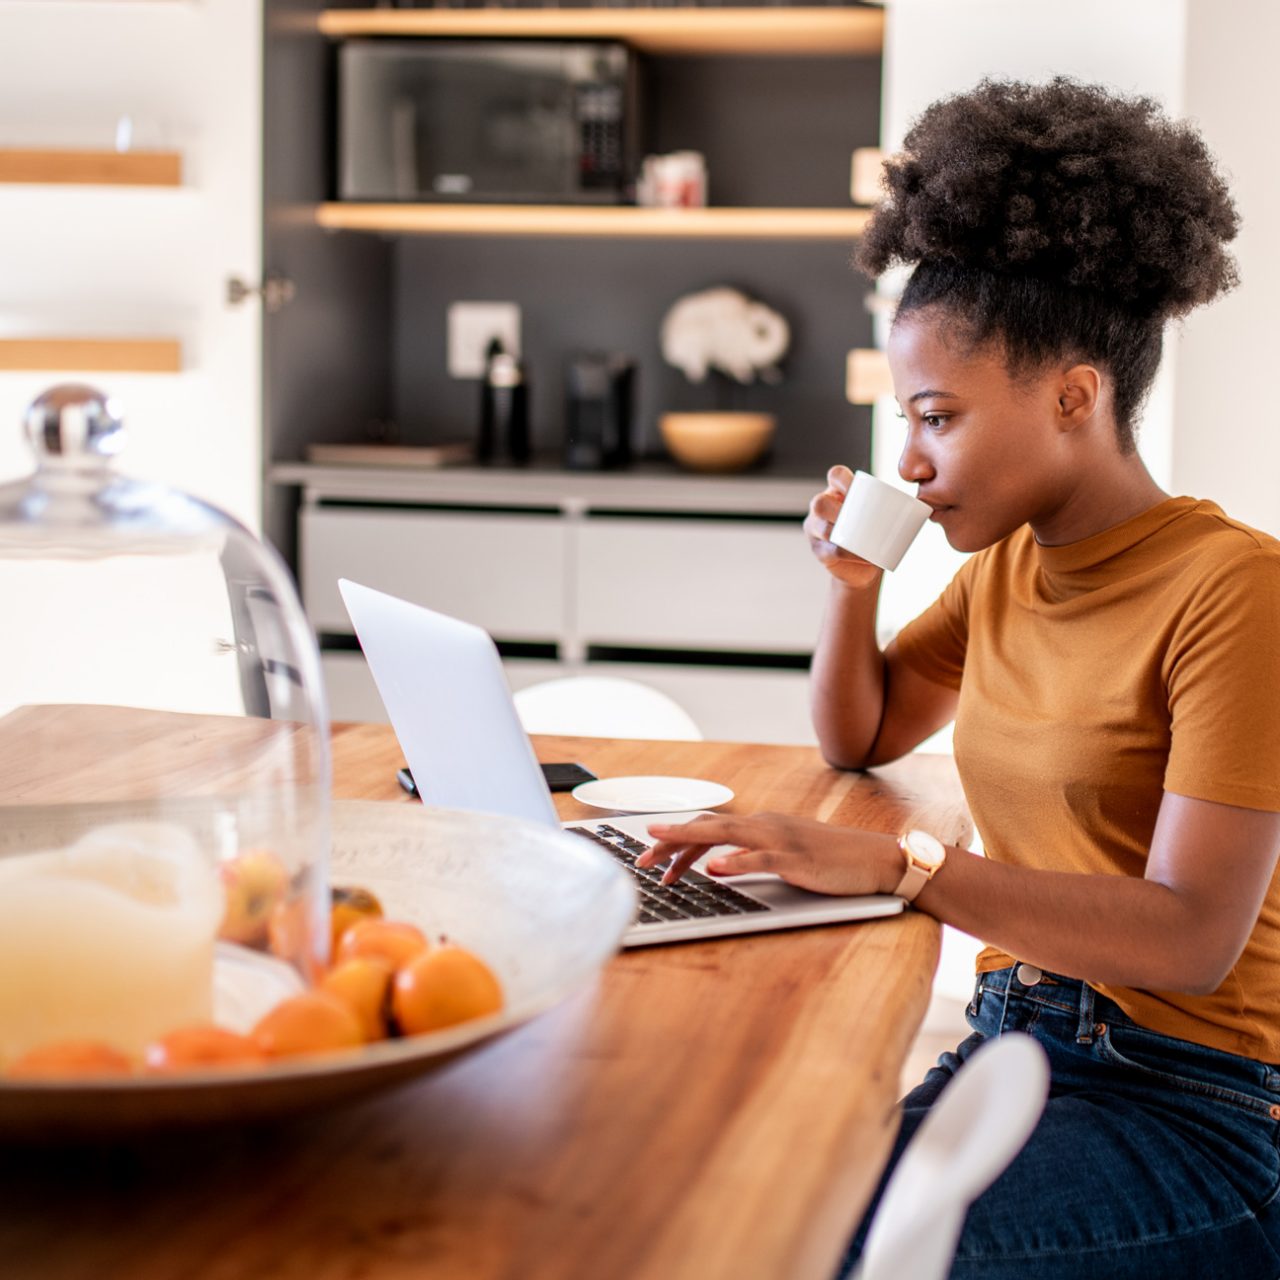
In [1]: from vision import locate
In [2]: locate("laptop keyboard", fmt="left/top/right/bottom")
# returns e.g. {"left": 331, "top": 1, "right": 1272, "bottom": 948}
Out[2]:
{"left": 570, "top": 822, "right": 771, "bottom": 926}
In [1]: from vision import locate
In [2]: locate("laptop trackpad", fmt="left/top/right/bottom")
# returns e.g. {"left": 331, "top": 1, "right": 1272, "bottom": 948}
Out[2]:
{"left": 686, "top": 853, "right": 840, "bottom": 910}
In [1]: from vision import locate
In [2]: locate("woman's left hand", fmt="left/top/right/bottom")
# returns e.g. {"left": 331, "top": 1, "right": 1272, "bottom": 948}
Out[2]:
{"left": 636, "top": 812, "right": 902, "bottom": 897}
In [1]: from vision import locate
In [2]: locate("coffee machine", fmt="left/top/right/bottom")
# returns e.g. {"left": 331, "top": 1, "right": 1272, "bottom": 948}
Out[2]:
{"left": 563, "top": 353, "right": 635, "bottom": 471}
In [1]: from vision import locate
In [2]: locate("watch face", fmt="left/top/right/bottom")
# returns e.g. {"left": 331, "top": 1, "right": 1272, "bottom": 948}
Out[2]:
{"left": 904, "top": 829, "right": 946, "bottom": 869}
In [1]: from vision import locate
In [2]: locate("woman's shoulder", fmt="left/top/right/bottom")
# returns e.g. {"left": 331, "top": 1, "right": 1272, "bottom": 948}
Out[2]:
{"left": 1178, "top": 499, "right": 1280, "bottom": 554}
{"left": 1160, "top": 502, "right": 1280, "bottom": 637}
{"left": 1171, "top": 500, "right": 1280, "bottom": 581}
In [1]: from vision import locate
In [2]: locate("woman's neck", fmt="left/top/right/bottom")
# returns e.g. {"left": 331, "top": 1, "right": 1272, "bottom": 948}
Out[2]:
{"left": 1032, "top": 456, "right": 1169, "bottom": 547}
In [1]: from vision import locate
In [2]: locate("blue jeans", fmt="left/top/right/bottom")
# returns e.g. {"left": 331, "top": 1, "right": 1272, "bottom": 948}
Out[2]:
{"left": 841, "top": 966, "right": 1280, "bottom": 1279}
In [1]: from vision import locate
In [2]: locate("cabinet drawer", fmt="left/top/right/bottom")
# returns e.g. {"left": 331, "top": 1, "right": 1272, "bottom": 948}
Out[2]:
{"left": 322, "top": 652, "right": 389, "bottom": 724}
{"left": 574, "top": 518, "right": 826, "bottom": 652}
{"left": 301, "top": 508, "right": 567, "bottom": 640}
{"left": 322, "top": 651, "right": 565, "bottom": 725}
{"left": 586, "top": 661, "right": 816, "bottom": 746}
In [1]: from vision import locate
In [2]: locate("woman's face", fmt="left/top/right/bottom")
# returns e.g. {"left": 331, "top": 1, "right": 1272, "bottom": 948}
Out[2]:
{"left": 885, "top": 310, "right": 1083, "bottom": 552}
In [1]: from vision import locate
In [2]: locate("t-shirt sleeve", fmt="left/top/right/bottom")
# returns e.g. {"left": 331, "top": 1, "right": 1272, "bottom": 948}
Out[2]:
{"left": 890, "top": 554, "right": 979, "bottom": 691}
{"left": 1164, "top": 548, "right": 1280, "bottom": 812}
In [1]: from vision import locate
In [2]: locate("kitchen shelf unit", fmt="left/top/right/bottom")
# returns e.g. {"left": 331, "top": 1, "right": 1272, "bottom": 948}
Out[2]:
{"left": 0, "top": 338, "right": 182, "bottom": 374}
{"left": 315, "top": 204, "right": 873, "bottom": 240}
{"left": 314, "top": 9, "right": 878, "bottom": 240}
{"left": 316, "top": 7, "right": 885, "bottom": 57}
{"left": 270, "top": 3, "right": 885, "bottom": 744}
{"left": 0, "top": 148, "right": 181, "bottom": 188}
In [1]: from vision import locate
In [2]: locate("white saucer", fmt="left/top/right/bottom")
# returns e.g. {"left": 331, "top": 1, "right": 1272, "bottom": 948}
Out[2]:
{"left": 571, "top": 776, "right": 734, "bottom": 814}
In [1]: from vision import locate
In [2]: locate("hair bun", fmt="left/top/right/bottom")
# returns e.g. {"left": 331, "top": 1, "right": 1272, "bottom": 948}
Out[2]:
{"left": 858, "top": 77, "right": 1239, "bottom": 320}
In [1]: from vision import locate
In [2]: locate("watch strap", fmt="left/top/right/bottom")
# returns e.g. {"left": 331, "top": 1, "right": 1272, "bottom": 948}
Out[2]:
{"left": 893, "top": 860, "right": 933, "bottom": 904}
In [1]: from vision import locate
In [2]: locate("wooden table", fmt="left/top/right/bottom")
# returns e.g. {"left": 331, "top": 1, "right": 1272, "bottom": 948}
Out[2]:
{"left": 0, "top": 723, "right": 969, "bottom": 1280}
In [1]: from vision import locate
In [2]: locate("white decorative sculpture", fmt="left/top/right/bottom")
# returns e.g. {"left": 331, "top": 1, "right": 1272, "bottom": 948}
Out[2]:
{"left": 660, "top": 287, "right": 790, "bottom": 386}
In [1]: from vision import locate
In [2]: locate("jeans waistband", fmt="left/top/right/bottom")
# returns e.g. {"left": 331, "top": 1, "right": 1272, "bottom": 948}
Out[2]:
{"left": 973, "top": 965, "right": 1280, "bottom": 1112}
{"left": 976, "top": 965, "right": 1100, "bottom": 1042}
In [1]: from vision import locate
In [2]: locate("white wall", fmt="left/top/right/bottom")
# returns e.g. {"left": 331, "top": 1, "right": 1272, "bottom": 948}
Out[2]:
{"left": 873, "top": 0, "right": 1190, "bottom": 638}
{"left": 1173, "top": 0, "right": 1280, "bottom": 537}
{"left": 0, "top": 0, "right": 263, "bottom": 531}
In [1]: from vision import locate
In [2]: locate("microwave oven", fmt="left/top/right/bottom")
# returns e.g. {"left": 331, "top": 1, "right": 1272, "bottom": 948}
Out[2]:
{"left": 337, "top": 39, "right": 643, "bottom": 204}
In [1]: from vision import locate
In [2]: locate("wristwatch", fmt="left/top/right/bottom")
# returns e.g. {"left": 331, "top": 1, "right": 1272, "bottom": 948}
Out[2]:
{"left": 894, "top": 829, "right": 947, "bottom": 903}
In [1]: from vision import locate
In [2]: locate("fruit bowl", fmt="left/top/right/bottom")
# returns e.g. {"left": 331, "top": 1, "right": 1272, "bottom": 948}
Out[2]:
{"left": 659, "top": 411, "right": 775, "bottom": 473}
{"left": 0, "top": 800, "right": 636, "bottom": 1139}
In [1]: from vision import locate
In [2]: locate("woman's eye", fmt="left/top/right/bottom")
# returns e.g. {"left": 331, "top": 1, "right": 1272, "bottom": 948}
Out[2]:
{"left": 895, "top": 408, "right": 948, "bottom": 430}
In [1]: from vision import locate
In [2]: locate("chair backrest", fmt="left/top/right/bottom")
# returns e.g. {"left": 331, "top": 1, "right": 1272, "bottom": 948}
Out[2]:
{"left": 512, "top": 676, "right": 702, "bottom": 741}
{"left": 856, "top": 1032, "right": 1049, "bottom": 1280}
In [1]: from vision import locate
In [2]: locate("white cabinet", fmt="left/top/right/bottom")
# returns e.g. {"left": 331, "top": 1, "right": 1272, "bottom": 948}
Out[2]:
{"left": 575, "top": 517, "right": 826, "bottom": 653}
{"left": 323, "top": 648, "right": 818, "bottom": 746}
{"left": 296, "top": 467, "right": 827, "bottom": 744}
{"left": 301, "top": 507, "right": 567, "bottom": 640}
{"left": 322, "top": 652, "right": 390, "bottom": 724}
{"left": 322, "top": 650, "right": 563, "bottom": 726}
{"left": 586, "top": 661, "right": 816, "bottom": 746}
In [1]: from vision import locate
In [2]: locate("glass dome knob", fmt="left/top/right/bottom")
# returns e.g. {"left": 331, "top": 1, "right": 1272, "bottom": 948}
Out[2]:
{"left": 24, "top": 383, "right": 126, "bottom": 466}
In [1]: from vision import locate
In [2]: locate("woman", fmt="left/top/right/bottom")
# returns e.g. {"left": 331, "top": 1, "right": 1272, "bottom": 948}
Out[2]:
{"left": 637, "top": 78, "right": 1280, "bottom": 1277}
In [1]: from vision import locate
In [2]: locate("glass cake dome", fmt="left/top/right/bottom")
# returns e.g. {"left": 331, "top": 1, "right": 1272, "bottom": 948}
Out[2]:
{"left": 0, "top": 385, "right": 330, "bottom": 1067}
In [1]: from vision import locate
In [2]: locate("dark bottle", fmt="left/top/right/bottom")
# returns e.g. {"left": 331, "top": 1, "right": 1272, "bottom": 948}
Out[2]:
{"left": 479, "top": 339, "right": 530, "bottom": 466}
{"left": 564, "top": 352, "right": 635, "bottom": 471}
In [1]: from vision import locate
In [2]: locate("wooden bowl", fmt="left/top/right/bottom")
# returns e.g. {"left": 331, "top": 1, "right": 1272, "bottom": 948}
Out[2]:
{"left": 659, "top": 411, "right": 775, "bottom": 473}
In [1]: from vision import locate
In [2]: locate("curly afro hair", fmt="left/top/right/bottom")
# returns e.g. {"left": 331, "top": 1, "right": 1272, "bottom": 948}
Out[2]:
{"left": 856, "top": 78, "right": 1240, "bottom": 447}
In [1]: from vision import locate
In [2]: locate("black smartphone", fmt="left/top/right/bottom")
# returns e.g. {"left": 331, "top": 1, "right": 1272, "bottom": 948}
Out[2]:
{"left": 396, "top": 762, "right": 597, "bottom": 797}
{"left": 540, "top": 762, "right": 598, "bottom": 792}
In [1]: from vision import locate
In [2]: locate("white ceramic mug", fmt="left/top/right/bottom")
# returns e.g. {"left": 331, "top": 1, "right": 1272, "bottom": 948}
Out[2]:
{"left": 828, "top": 470, "right": 931, "bottom": 571}
{"left": 637, "top": 152, "right": 708, "bottom": 209}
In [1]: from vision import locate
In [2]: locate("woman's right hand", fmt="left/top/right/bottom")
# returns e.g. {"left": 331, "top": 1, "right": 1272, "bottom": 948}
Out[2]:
{"left": 804, "top": 465, "right": 882, "bottom": 591}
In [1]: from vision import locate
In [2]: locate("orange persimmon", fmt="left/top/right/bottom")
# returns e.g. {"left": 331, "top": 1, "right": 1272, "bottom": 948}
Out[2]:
{"left": 143, "top": 1025, "right": 266, "bottom": 1073}
{"left": 330, "top": 885, "right": 384, "bottom": 954}
{"left": 251, "top": 992, "right": 364, "bottom": 1059}
{"left": 336, "top": 918, "right": 429, "bottom": 971}
{"left": 8, "top": 1040, "right": 134, "bottom": 1079}
{"left": 392, "top": 944, "right": 503, "bottom": 1036}
{"left": 267, "top": 896, "right": 324, "bottom": 982}
{"left": 320, "top": 957, "right": 394, "bottom": 1042}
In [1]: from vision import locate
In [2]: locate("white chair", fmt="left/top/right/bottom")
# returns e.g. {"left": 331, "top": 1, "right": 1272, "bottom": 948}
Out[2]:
{"left": 512, "top": 676, "right": 702, "bottom": 741}
{"left": 856, "top": 1032, "right": 1050, "bottom": 1280}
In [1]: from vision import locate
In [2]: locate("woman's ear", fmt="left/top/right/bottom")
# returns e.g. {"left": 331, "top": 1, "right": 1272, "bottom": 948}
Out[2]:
{"left": 1057, "top": 363, "right": 1102, "bottom": 432}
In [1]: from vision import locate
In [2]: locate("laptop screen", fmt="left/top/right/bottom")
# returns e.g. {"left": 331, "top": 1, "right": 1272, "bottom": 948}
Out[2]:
{"left": 338, "top": 579, "right": 560, "bottom": 828}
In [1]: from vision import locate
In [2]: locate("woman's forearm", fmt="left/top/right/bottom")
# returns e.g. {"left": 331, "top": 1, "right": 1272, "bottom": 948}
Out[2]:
{"left": 809, "top": 578, "right": 886, "bottom": 769}
{"left": 912, "top": 850, "right": 1228, "bottom": 995}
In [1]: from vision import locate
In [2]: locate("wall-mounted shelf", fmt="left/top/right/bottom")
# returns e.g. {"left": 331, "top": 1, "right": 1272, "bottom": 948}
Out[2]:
{"left": 316, "top": 203, "right": 872, "bottom": 241}
{"left": 316, "top": 7, "right": 884, "bottom": 57}
{"left": 0, "top": 339, "right": 182, "bottom": 374}
{"left": 846, "top": 348, "right": 892, "bottom": 404}
{"left": 0, "top": 148, "right": 182, "bottom": 188}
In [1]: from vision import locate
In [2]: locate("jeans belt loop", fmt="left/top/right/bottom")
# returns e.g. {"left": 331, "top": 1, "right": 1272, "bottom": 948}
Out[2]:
{"left": 1076, "top": 982, "right": 1097, "bottom": 1044}
{"left": 998, "top": 967, "right": 1014, "bottom": 1035}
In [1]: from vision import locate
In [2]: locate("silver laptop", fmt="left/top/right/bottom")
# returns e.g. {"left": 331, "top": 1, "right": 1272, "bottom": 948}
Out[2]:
{"left": 338, "top": 579, "right": 904, "bottom": 946}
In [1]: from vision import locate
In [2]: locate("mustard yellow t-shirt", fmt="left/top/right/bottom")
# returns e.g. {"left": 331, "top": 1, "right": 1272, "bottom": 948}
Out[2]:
{"left": 894, "top": 496, "right": 1280, "bottom": 1061}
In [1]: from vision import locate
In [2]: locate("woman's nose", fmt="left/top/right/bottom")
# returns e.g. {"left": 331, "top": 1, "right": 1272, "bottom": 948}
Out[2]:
{"left": 898, "top": 429, "right": 935, "bottom": 486}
